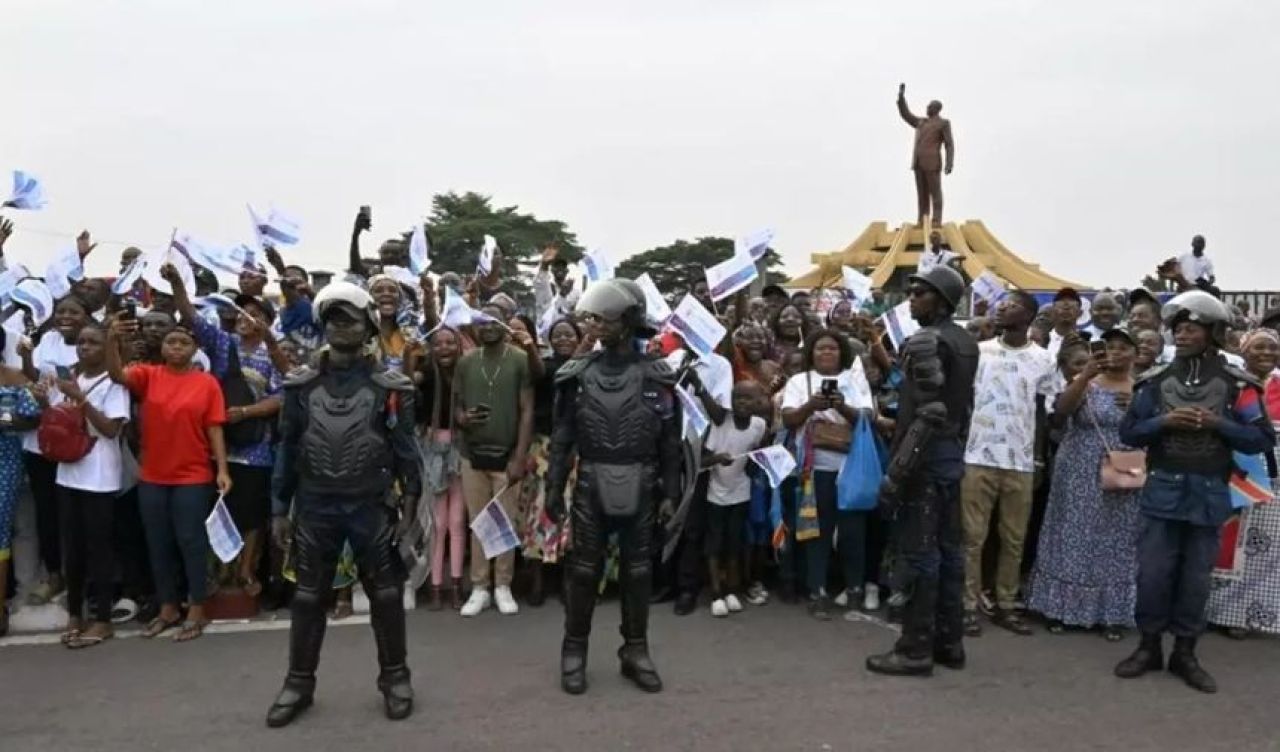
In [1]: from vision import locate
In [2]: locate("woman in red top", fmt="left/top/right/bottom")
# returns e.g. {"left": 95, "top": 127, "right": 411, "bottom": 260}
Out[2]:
{"left": 108, "top": 316, "right": 231, "bottom": 642}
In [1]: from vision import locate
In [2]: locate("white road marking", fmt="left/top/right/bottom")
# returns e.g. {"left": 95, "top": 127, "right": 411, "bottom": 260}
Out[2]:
{"left": 842, "top": 609, "right": 901, "bottom": 634}
{"left": 0, "top": 615, "right": 371, "bottom": 648}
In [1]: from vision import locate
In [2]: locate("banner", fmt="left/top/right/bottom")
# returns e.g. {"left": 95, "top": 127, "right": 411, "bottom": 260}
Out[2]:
{"left": 667, "top": 294, "right": 727, "bottom": 360}
{"left": 747, "top": 445, "right": 797, "bottom": 488}
{"left": 5, "top": 170, "right": 47, "bottom": 210}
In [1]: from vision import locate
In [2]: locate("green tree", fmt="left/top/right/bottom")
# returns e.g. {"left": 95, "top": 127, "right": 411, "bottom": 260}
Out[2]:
{"left": 385, "top": 191, "right": 583, "bottom": 304}
{"left": 615, "top": 236, "right": 790, "bottom": 301}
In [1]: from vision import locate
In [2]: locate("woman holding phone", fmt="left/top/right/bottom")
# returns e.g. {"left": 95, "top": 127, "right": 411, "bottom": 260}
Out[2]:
{"left": 781, "top": 329, "right": 875, "bottom": 620}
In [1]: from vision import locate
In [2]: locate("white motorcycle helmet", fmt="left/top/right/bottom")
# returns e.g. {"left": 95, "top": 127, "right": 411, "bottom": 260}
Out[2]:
{"left": 312, "top": 281, "right": 381, "bottom": 333}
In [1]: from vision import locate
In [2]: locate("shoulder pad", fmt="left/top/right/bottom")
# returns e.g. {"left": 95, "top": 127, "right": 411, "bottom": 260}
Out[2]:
{"left": 372, "top": 369, "right": 415, "bottom": 392}
{"left": 283, "top": 364, "right": 321, "bottom": 388}
{"left": 1134, "top": 363, "right": 1169, "bottom": 386}
{"left": 554, "top": 352, "right": 602, "bottom": 385}
{"left": 642, "top": 355, "right": 678, "bottom": 385}
{"left": 1223, "top": 363, "right": 1264, "bottom": 390}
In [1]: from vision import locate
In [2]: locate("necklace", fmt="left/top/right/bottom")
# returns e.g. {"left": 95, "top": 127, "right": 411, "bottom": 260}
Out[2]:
{"left": 480, "top": 350, "right": 505, "bottom": 402}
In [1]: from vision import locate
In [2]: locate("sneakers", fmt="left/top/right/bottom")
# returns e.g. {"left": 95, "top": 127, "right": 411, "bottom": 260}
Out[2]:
{"left": 862, "top": 584, "right": 881, "bottom": 612}
{"left": 724, "top": 594, "right": 743, "bottom": 613}
{"left": 745, "top": 582, "right": 769, "bottom": 606}
{"left": 710, "top": 598, "right": 729, "bottom": 617}
{"left": 494, "top": 586, "right": 519, "bottom": 615}
{"left": 460, "top": 588, "right": 491, "bottom": 617}
{"left": 26, "top": 574, "right": 65, "bottom": 606}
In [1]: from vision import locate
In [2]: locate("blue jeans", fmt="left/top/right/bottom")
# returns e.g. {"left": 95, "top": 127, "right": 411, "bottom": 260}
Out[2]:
{"left": 1135, "top": 516, "right": 1221, "bottom": 637}
{"left": 138, "top": 482, "right": 214, "bottom": 606}
{"left": 806, "top": 470, "right": 869, "bottom": 596}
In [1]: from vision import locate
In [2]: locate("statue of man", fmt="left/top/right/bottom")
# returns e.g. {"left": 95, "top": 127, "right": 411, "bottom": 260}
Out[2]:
{"left": 897, "top": 83, "right": 955, "bottom": 226}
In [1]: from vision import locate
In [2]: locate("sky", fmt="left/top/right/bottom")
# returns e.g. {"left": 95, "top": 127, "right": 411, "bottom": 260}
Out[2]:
{"left": 5, "top": 0, "right": 1279, "bottom": 290}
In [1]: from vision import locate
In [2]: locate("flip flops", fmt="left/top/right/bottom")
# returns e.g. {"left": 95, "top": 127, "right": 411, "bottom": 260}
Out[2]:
{"left": 142, "top": 616, "right": 183, "bottom": 639}
{"left": 67, "top": 631, "right": 113, "bottom": 649}
{"left": 172, "top": 620, "right": 209, "bottom": 643}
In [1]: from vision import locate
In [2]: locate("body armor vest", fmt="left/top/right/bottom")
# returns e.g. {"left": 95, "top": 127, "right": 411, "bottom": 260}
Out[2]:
{"left": 572, "top": 360, "right": 669, "bottom": 465}
{"left": 1152, "top": 359, "right": 1232, "bottom": 475}
{"left": 297, "top": 379, "right": 394, "bottom": 500}
{"left": 896, "top": 320, "right": 978, "bottom": 443}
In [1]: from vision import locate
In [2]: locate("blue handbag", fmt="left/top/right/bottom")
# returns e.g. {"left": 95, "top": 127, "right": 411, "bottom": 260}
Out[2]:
{"left": 837, "top": 413, "right": 885, "bottom": 511}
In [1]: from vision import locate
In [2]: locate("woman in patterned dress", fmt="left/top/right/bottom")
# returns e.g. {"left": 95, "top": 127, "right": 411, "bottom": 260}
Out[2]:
{"left": 0, "top": 361, "right": 42, "bottom": 637}
{"left": 1028, "top": 329, "right": 1142, "bottom": 641}
{"left": 1206, "top": 328, "right": 1280, "bottom": 638}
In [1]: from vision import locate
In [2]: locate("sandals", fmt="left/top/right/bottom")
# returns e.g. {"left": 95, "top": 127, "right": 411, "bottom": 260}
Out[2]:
{"left": 142, "top": 615, "right": 183, "bottom": 639}
{"left": 1102, "top": 627, "right": 1126, "bottom": 642}
{"left": 68, "top": 626, "right": 113, "bottom": 649}
{"left": 172, "top": 620, "right": 209, "bottom": 643}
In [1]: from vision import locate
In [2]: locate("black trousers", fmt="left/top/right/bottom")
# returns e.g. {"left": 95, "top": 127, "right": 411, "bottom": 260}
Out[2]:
{"left": 113, "top": 488, "right": 154, "bottom": 601}
{"left": 59, "top": 486, "right": 115, "bottom": 623}
{"left": 24, "top": 452, "right": 60, "bottom": 576}
{"left": 564, "top": 466, "right": 656, "bottom": 647}
{"left": 892, "top": 474, "right": 965, "bottom": 659}
{"left": 284, "top": 501, "right": 409, "bottom": 693}
{"left": 676, "top": 474, "right": 711, "bottom": 595}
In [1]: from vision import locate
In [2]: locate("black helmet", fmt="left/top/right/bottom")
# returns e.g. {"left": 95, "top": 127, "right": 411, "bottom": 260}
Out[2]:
{"left": 576, "top": 278, "right": 653, "bottom": 335}
{"left": 1161, "top": 290, "right": 1231, "bottom": 346}
{"left": 907, "top": 265, "right": 966, "bottom": 310}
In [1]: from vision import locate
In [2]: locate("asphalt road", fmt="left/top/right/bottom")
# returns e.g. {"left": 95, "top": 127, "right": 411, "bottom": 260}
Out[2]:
{"left": 2, "top": 600, "right": 1277, "bottom": 752}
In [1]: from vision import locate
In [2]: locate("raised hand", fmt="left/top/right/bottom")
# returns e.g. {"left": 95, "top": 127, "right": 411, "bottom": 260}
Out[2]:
{"left": 76, "top": 230, "right": 98, "bottom": 258}
{"left": 0, "top": 218, "right": 13, "bottom": 250}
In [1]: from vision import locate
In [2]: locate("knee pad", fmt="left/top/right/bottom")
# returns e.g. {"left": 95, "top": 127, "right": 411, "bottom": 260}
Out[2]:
{"left": 292, "top": 584, "right": 326, "bottom": 613}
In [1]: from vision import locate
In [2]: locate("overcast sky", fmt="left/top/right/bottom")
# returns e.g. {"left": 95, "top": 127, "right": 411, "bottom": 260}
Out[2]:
{"left": 5, "top": 0, "right": 1278, "bottom": 290}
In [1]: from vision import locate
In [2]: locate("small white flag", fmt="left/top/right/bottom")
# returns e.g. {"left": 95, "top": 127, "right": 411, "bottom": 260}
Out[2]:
{"left": 142, "top": 243, "right": 196, "bottom": 296}
{"left": 469, "top": 491, "right": 520, "bottom": 559}
{"left": 205, "top": 496, "right": 244, "bottom": 564}
{"left": 667, "top": 294, "right": 727, "bottom": 360}
{"left": 879, "top": 300, "right": 921, "bottom": 350}
{"left": 44, "top": 247, "right": 84, "bottom": 299}
{"left": 249, "top": 204, "right": 302, "bottom": 248}
{"left": 408, "top": 223, "right": 431, "bottom": 275}
{"left": 477, "top": 234, "right": 497, "bottom": 277}
{"left": 635, "top": 273, "right": 672, "bottom": 326}
{"left": 11, "top": 278, "right": 55, "bottom": 325}
{"left": 735, "top": 228, "right": 774, "bottom": 262}
{"left": 705, "top": 246, "right": 758, "bottom": 302}
{"left": 747, "top": 445, "right": 798, "bottom": 488}
{"left": 581, "top": 248, "right": 614, "bottom": 285}
{"left": 537, "top": 295, "right": 560, "bottom": 338}
{"left": 0, "top": 264, "right": 30, "bottom": 304}
{"left": 112, "top": 258, "right": 145, "bottom": 296}
{"left": 841, "top": 266, "right": 873, "bottom": 303}
{"left": 5, "top": 170, "right": 47, "bottom": 210}
{"left": 971, "top": 271, "right": 1006, "bottom": 304}
{"left": 172, "top": 233, "right": 243, "bottom": 279}
{"left": 432, "top": 286, "right": 503, "bottom": 334}
{"left": 675, "top": 384, "right": 710, "bottom": 440}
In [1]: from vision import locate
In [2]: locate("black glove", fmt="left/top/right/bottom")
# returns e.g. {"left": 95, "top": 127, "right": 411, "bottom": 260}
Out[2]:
{"left": 877, "top": 476, "right": 901, "bottom": 518}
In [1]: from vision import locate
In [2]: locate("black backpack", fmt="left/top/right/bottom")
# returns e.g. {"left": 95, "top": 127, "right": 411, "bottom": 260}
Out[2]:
{"left": 220, "top": 345, "right": 268, "bottom": 448}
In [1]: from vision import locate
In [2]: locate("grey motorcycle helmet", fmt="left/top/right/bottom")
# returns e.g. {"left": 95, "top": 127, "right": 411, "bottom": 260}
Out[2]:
{"left": 907, "top": 265, "right": 966, "bottom": 311}
{"left": 1161, "top": 289, "right": 1231, "bottom": 347}
{"left": 576, "top": 278, "right": 654, "bottom": 336}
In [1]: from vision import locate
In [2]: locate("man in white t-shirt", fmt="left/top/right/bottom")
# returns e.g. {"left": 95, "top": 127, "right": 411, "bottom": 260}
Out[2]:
{"left": 960, "top": 290, "right": 1056, "bottom": 636}
{"left": 917, "top": 230, "right": 959, "bottom": 276}
{"left": 1178, "top": 235, "right": 1215, "bottom": 290}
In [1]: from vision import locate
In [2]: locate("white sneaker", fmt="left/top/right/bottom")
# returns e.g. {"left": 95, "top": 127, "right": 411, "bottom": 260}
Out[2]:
{"left": 710, "top": 598, "right": 729, "bottom": 618}
{"left": 460, "top": 588, "right": 491, "bottom": 617}
{"left": 725, "top": 594, "right": 744, "bottom": 613}
{"left": 745, "top": 583, "right": 769, "bottom": 606}
{"left": 494, "top": 586, "right": 519, "bottom": 615}
{"left": 863, "top": 583, "right": 881, "bottom": 612}
{"left": 833, "top": 589, "right": 850, "bottom": 608}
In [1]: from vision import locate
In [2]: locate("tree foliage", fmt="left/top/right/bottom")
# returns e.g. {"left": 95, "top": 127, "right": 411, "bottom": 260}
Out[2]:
{"left": 615, "top": 236, "right": 790, "bottom": 301}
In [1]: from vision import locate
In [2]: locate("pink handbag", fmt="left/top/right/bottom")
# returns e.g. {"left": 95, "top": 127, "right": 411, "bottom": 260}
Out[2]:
{"left": 1086, "top": 397, "right": 1146, "bottom": 492}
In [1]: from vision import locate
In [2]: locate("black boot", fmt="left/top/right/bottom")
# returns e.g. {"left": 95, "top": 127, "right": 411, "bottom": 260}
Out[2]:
{"left": 266, "top": 675, "right": 315, "bottom": 728}
{"left": 1114, "top": 632, "right": 1164, "bottom": 678}
{"left": 527, "top": 565, "right": 545, "bottom": 608}
{"left": 866, "top": 649, "right": 934, "bottom": 676}
{"left": 618, "top": 640, "right": 663, "bottom": 693}
{"left": 868, "top": 579, "right": 937, "bottom": 677}
{"left": 561, "top": 636, "right": 588, "bottom": 695}
{"left": 377, "top": 666, "right": 414, "bottom": 720}
{"left": 933, "top": 643, "right": 966, "bottom": 670}
{"left": 1168, "top": 636, "right": 1217, "bottom": 694}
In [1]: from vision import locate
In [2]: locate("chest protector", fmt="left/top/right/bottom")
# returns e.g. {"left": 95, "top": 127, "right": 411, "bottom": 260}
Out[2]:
{"left": 1157, "top": 372, "right": 1231, "bottom": 471}
{"left": 297, "top": 378, "right": 394, "bottom": 498}
{"left": 572, "top": 360, "right": 670, "bottom": 464}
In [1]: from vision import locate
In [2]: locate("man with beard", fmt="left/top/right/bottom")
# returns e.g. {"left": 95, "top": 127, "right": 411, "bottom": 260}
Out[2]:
{"left": 867, "top": 265, "right": 978, "bottom": 676}
{"left": 547, "top": 278, "right": 682, "bottom": 695}
{"left": 1115, "top": 291, "right": 1274, "bottom": 693}
{"left": 266, "top": 281, "right": 421, "bottom": 727}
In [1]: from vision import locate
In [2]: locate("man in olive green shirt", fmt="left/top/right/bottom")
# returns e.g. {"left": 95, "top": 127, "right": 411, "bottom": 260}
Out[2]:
{"left": 453, "top": 303, "right": 534, "bottom": 617}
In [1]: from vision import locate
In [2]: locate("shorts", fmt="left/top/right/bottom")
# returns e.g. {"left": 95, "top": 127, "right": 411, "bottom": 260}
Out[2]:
{"left": 704, "top": 501, "right": 749, "bottom": 558}
{"left": 226, "top": 464, "right": 272, "bottom": 533}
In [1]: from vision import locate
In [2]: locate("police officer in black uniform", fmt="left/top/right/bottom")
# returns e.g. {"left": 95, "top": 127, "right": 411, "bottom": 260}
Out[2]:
{"left": 867, "top": 265, "right": 978, "bottom": 676}
{"left": 546, "top": 278, "right": 682, "bottom": 695}
{"left": 266, "top": 282, "right": 421, "bottom": 727}
{"left": 1115, "top": 290, "right": 1274, "bottom": 693}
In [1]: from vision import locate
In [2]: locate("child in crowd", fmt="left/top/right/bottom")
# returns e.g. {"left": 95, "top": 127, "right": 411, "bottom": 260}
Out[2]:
{"left": 701, "top": 381, "right": 769, "bottom": 617}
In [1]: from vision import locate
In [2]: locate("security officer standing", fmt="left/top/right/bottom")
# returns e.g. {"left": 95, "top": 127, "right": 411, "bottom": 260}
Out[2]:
{"left": 546, "top": 278, "right": 683, "bottom": 695}
{"left": 867, "top": 265, "right": 978, "bottom": 676}
{"left": 266, "top": 281, "right": 422, "bottom": 726}
{"left": 1116, "top": 291, "right": 1274, "bottom": 693}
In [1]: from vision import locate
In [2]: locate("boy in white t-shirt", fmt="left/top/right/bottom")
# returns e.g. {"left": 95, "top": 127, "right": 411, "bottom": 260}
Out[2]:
{"left": 701, "top": 382, "right": 769, "bottom": 618}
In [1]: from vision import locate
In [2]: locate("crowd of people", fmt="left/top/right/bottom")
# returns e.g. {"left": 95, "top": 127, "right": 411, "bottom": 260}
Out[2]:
{"left": 0, "top": 212, "right": 1277, "bottom": 707}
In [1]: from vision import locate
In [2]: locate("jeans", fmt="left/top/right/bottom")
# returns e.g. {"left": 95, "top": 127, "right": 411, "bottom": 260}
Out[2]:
{"left": 1135, "top": 516, "right": 1221, "bottom": 637}
{"left": 806, "top": 470, "right": 868, "bottom": 596}
{"left": 138, "top": 482, "right": 214, "bottom": 605}
{"left": 59, "top": 486, "right": 115, "bottom": 623}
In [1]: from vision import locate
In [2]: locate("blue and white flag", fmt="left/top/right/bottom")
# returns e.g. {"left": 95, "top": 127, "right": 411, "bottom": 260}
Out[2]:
{"left": 706, "top": 244, "right": 758, "bottom": 302}
{"left": 408, "top": 223, "right": 431, "bottom": 275}
{"left": 879, "top": 300, "right": 920, "bottom": 350}
{"left": 477, "top": 234, "right": 497, "bottom": 277}
{"left": 172, "top": 233, "right": 243, "bottom": 278}
{"left": 675, "top": 384, "right": 710, "bottom": 440}
{"left": 142, "top": 243, "right": 197, "bottom": 296}
{"left": 5, "top": 170, "right": 47, "bottom": 210}
{"left": 0, "top": 264, "right": 30, "bottom": 304}
{"left": 470, "top": 491, "right": 520, "bottom": 559}
{"left": 537, "top": 295, "right": 560, "bottom": 338}
{"left": 249, "top": 204, "right": 301, "bottom": 249}
{"left": 736, "top": 228, "right": 774, "bottom": 262}
{"left": 635, "top": 273, "right": 671, "bottom": 327}
{"left": 841, "top": 266, "right": 873, "bottom": 303}
{"left": 112, "top": 257, "right": 145, "bottom": 295}
{"left": 11, "top": 278, "right": 55, "bottom": 326}
{"left": 747, "top": 445, "right": 797, "bottom": 489}
{"left": 971, "top": 270, "right": 1005, "bottom": 305}
{"left": 668, "top": 294, "right": 727, "bottom": 360}
{"left": 44, "top": 247, "right": 84, "bottom": 299}
{"left": 431, "top": 286, "right": 504, "bottom": 334}
{"left": 204, "top": 496, "right": 244, "bottom": 564}
{"left": 581, "top": 248, "right": 614, "bottom": 285}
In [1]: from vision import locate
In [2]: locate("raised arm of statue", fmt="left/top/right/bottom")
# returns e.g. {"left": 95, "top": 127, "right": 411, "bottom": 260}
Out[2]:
{"left": 943, "top": 120, "right": 955, "bottom": 174}
{"left": 897, "top": 85, "right": 921, "bottom": 128}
